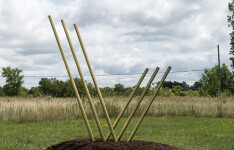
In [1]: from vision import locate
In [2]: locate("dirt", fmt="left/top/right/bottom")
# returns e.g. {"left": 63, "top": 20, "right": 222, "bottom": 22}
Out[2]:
{"left": 46, "top": 138, "right": 177, "bottom": 150}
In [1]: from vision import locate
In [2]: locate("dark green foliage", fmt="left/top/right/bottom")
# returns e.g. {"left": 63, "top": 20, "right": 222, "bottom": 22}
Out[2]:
{"left": 181, "top": 81, "right": 190, "bottom": 91}
{"left": 171, "top": 85, "right": 184, "bottom": 96}
{"left": 161, "top": 81, "right": 190, "bottom": 91}
{"left": 186, "top": 90, "right": 199, "bottom": 97}
{"left": 113, "top": 84, "right": 138, "bottom": 96}
{"left": 1, "top": 65, "right": 232, "bottom": 98}
{"left": 114, "top": 83, "right": 125, "bottom": 95}
{"left": 87, "top": 82, "right": 97, "bottom": 97}
{"left": 220, "top": 64, "right": 234, "bottom": 93}
{"left": 199, "top": 64, "right": 234, "bottom": 96}
{"left": 0, "top": 86, "right": 4, "bottom": 96}
{"left": 100, "top": 87, "right": 115, "bottom": 97}
{"left": 28, "top": 87, "right": 43, "bottom": 97}
{"left": 190, "top": 81, "right": 203, "bottom": 91}
{"left": 159, "top": 87, "right": 173, "bottom": 97}
{"left": 38, "top": 77, "right": 97, "bottom": 98}
{"left": 62, "top": 81, "right": 74, "bottom": 97}
{"left": 39, "top": 78, "right": 59, "bottom": 97}
{"left": 123, "top": 87, "right": 133, "bottom": 96}
{"left": 228, "top": 0, "right": 234, "bottom": 71}
{"left": 159, "top": 85, "right": 187, "bottom": 96}
{"left": 1, "top": 66, "right": 24, "bottom": 96}
{"left": 200, "top": 68, "right": 220, "bottom": 97}
{"left": 21, "top": 87, "right": 29, "bottom": 96}
{"left": 134, "top": 86, "right": 144, "bottom": 96}
{"left": 73, "top": 78, "right": 85, "bottom": 97}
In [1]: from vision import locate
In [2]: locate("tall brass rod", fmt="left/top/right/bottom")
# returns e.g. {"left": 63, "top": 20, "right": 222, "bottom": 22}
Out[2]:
{"left": 127, "top": 66, "right": 171, "bottom": 142}
{"left": 117, "top": 67, "right": 160, "bottom": 141}
{"left": 61, "top": 20, "right": 105, "bottom": 141}
{"left": 105, "top": 68, "right": 149, "bottom": 140}
{"left": 48, "top": 15, "right": 95, "bottom": 141}
{"left": 74, "top": 24, "right": 117, "bottom": 141}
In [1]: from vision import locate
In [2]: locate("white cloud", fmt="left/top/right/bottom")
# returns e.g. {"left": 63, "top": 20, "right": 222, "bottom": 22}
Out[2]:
{"left": 0, "top": 0, "right": 232, "bottom": 88}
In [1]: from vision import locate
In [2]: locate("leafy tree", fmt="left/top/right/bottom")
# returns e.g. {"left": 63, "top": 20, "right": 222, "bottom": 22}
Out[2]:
{"left": 114, "top": 84, "right": 125, "bottom": 95}
{"left": 220, "top": 64, "right": 234, "bottom": 93}
{"left": 39, "top": 78, "right": 66, "bottom": 97}
{"left": 134, "top": 86, "right": 144, "bottom": 96}
{"left": 159, "top": 87, "right": 174, "bottom": 97}
{"left": 73, "top": 78, "right": 86, "bottom": 97}
{"left": 0, "top": 86, "right": 4, "bottom": 96}
{"left": 62, "top": 81, "right": 74, "bottom": 97}
{"left": 100, "top": 87, "right": 115, "bottom": 97}
{"left": 21, "top": 87, "right": 29, "bottom": 96}
{"left": 228, "top": 1, "right": 234, "bottom": 71}
{"left": 123, "top": 87, "right": 133, "bottom": 96}
{"left": 28, "top": 87, "right": 43, "bottom": 97}
{"left": 1, "top": 66, "right": 24, "bottom": 96}
{"left": 38, "top": 77, "right": 96, "bottom": 98}
{"left": 38, "top": 78, "right": 53, "bottom": 96}
{"left": 200, "top": 68, "right": 220, "bottom": 97}
{"left": 182, "top": 81, "right": 190, "bottom": 91}
{"left": 200, "top": 64, "right": 234, "bottom": 96}
{"left": 198, "top": 88, "right": 207, "bottom": 97}
{"left": 190, "top": 81, "right": 203, "bottom": 91}
{"left": 186, "top": 90, "right": 199, "bottom": 97}
{"left": 161, "top": 81, "right": 190, "bottom": 91}
{"left": 171, "top": 85, "right": 184, "bottom": 96}
{"left": 162, "top": 81, "right": 175, "bottom": 89}
{"left": 87, "top": 82, "right": 97, "bottom": 97}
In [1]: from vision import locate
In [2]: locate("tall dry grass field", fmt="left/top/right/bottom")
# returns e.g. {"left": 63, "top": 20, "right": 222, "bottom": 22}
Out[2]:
{"left": 0, "top": 96, "right": 233, "bottom": 122}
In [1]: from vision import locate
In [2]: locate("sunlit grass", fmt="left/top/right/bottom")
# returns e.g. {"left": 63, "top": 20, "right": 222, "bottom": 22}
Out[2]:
{"left": 0, "top": 96, "right": 233, "bottom": 122}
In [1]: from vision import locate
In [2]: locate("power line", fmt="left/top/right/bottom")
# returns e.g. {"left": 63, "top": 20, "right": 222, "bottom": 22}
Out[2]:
{"left": 0, "top": 69, "right": 205, "bottom": 78}
{"left": 0, "top": 69, "right": 206, "bottom": 85}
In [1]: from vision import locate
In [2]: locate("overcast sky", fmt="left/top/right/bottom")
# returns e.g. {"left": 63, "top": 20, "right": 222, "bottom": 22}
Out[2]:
{"left": 0, "top": 0, "right": 232, "bottom": 88}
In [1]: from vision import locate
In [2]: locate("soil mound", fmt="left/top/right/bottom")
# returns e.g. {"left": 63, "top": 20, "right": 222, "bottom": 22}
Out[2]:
{"left": 46, "top": 138, "right": 177, "bottom": 150}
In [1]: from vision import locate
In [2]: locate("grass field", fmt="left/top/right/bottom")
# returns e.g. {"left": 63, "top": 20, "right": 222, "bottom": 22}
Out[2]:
{"left": 0, "top": 96, "right": 233, "bottom": 122}
{"left": 0, "top": 117, "right": 233, "bottom": 150}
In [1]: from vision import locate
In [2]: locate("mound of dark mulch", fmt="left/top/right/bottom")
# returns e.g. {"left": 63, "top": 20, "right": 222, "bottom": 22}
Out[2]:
{"left": 46, "top": 138, "right": 177, "bottom": 150}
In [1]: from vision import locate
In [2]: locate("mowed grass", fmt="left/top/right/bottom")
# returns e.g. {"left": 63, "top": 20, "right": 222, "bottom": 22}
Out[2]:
{"left": 0, "top": 117, "right": 233, "bottom": 150}
{"left": 0, "top": 96, "right": 233, "bottom": 122}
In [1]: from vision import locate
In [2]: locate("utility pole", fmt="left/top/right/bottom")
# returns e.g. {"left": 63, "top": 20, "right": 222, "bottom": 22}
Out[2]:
{"left": 217, "top": 45, "right": 221, "bottom": 93}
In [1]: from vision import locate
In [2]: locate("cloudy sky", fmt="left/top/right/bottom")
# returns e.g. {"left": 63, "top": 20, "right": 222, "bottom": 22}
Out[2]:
{"left": 0, "top": 0, "right": 232, "bottom": 88}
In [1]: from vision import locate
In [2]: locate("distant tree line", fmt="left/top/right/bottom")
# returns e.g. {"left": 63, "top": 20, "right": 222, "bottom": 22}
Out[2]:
{"left": 0, "top": 64, "right": 233, "bottom": 98}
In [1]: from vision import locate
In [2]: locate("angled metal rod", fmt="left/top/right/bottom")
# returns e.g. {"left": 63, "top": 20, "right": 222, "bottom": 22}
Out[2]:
{"left": 127, "top": 66, "right": 171, "bottom": 142}
{"left": 74, "top": 24, "right": 117, "bottom": 141}
{"left": 117, "top": 67, "right": 160, "bottom": 141}
{"left": 105, "top": 68, "right": 149, "bottom": 140}
{"left": 48, "top": 15, "right": 95, "bottom": 141}
{"left": 61, "top": 19, "right": 105, "bottom": 141}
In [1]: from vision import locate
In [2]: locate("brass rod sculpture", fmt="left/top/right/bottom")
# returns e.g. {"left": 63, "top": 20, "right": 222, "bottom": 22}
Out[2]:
{"left": 117, "top": 67, "right": 160, "bottom": 141}
{"left": 127, "top": 66, "right": 171, "bottom": 142}
{"left": 105, "top": 68, "right": 149, "bottom": 140}
{"left": 74, "top": 24, "right": 117, "bottom": 141}
{"left": 48, "top": 15, "right": 95, "bottom": 141}
{"left": 61, "top": 20, "right": 105, "bottom": 141}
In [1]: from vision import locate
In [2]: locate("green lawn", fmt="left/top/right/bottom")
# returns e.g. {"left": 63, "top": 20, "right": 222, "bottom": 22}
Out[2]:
{"left": 0, "top": 117, "right": 233, "bottom": 150}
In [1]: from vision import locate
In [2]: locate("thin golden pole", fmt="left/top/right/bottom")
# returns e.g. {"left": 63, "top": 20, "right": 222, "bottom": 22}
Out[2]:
{"left": 105, "top": 68, "right": 149, "bottom": 140}
{"left": 127, "top": 66, "right": 171, "bottom": 142}
{"left": 48, "top": 15, "right": 95, "bottom": 141}
{"left": 117, "top": 67, "right": 160, "bottom": 141}
{"left": 61, "top": 19, "right": 105, "bottom": 141}
{"left": 74, "top": 24, "right": 117, "bottom": 141}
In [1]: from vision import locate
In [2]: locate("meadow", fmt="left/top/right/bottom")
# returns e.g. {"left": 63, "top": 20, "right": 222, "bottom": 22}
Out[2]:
{"left": 0, "top": 96, "right": 233, "bottom": 150}
{"left": 0, "top": 96, "right": 233, "bottom": 122}
{"left": 0, "top": 117, "right": 233, "bottom": 150}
